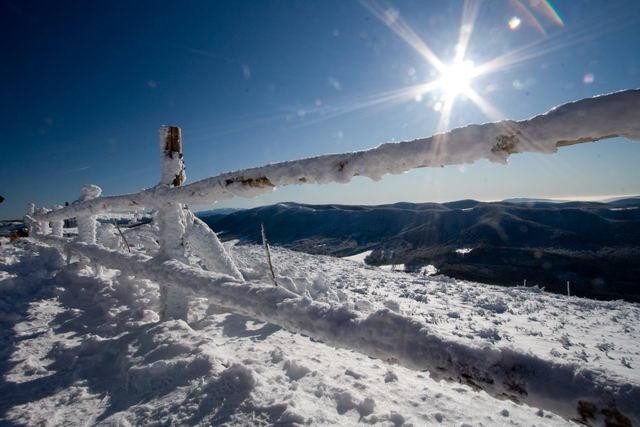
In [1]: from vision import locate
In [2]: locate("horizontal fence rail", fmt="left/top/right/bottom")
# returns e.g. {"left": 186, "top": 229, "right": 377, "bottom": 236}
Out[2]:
{"left": 34, "top": 89, "right": 640, "bottom": 222}
{"left": 28, "top": 235, "right": 640, "bottom": 425}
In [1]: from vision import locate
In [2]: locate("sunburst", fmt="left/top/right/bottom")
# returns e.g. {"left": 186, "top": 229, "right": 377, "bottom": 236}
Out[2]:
{"left": 360, "top": 0, "right": 569, "bottom": 131}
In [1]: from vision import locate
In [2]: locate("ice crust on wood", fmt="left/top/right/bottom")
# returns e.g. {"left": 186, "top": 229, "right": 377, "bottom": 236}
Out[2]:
{"left": 156, "top": 203, "right": 187, "bottom": 261}
{"left": 35, "top": 89, "right": 640, "bottom": 222}
{"left": 50, "top": 205, "right": 64, "bottom": 237}
{"left": 75, "top": 185, "right": 102, "bottom": 244}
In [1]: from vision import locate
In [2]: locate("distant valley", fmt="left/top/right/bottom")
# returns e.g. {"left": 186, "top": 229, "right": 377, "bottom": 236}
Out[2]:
{"left": 200, "top": 198, "right": 640, "bottom": 302}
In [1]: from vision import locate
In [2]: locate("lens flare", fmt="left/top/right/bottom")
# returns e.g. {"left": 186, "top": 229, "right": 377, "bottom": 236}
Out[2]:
{"left": 508, "top": 16, "right": 522, "bottom": 30}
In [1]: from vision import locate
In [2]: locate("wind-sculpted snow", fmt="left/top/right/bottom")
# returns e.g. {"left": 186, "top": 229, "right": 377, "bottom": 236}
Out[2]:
{"left": 26, "top": 236, "right": 640, "bottom": 425}
{"left": 36, "top": 89, "right": 640, "bottom": 222}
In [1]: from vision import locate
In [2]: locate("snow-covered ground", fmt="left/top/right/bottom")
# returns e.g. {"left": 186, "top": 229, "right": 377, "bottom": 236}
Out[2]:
{"left": 281, "top": 247, "right": 640, "bottom": 383}
{"left": 1, "top": 237, "right": 639, "bottom": 425}
{"left": 341, "top": 250, "right": 373, "bottom": 263}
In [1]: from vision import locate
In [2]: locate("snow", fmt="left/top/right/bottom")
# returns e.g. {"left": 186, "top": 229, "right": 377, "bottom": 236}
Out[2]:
{"left": 2, "top": 235, "right": 639, "bottom": 425}
{"left": 342, "top": 250, "right": 373, "bottom": 263}
{"left": 455, "top": 248, "right": 473, "bottom": 254}
{"left": 343, "top": 252, "right": 418, "bottom": 275}
{"left": 77, "top": 184, "right": 102, "bottom": 202}
{"left": 183, "top": 212, "right": 243, "bottom": 280}
{"left": 379, "top": 264, "right": 406, "bottom": 271}
{"left": 35, "top": 89, "right": 640, "bottom": 222}
{"left": 610, "top": 207, "right": 638, "bottom": 211}
{"left": 418, "top": 265, "right": 438, "bottom": 276}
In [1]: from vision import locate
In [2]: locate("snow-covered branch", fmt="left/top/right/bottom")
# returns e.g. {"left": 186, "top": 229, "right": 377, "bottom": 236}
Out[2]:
{"left": 36, "top": 89, "right": 640, "bottom": 221}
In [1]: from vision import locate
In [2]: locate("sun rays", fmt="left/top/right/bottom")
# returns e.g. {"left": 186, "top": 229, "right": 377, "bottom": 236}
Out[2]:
{"left": 184, "top": 1, "right": 634, "bottom": 145}
{"left": 359, "top": 0, "right": 572, "bottom": 132}
{"left": 350, "top": 0, "right": 630, "bottom": 136}
{"left": 362, "top": 0, "right": 502, "bottom": 131}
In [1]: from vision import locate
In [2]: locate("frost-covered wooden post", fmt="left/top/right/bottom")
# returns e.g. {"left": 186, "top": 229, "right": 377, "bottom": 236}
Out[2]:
{"left": 75, "top": 185, "right": 102, "bottom": 274}
{"left": 159, "top": 127, "right": 244, "bottom": 280}
{"left": 157, "top": 125, "right": 187, "bottom": 260}
{"left": 50, "top": 204, "right": 64, "bottom": 237}
{"left": 24, "top": 203, "right": 47, "bottom": 237}
{"left": 76, "top": 185, "right": 102, "bottom": 244}
{"left": 157, "top": 125, "right": 189, "bottom": 321}
{"left": 24, "top": 203, "right": 37, "bottom": 235}
{"left": 26, "top": 205, "right": 50, "bottom": 235}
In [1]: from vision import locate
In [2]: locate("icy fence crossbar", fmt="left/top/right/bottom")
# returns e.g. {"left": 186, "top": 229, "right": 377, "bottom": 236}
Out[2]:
{"left": 32, "top": 89, "right": 640, "bottom": 223}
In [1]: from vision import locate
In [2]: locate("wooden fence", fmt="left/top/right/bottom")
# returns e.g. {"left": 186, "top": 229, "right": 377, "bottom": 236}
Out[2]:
{"left": 21, "top": 89, "right": 640, "bottom": 424}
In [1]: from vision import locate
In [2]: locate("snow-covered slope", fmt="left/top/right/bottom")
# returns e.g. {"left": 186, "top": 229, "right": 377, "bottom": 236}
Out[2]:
{"left": 203, "top": 198, "right": 640, "bottom": 302}
{"left": 1, "top": 238, "right": 638, "bottom": 425}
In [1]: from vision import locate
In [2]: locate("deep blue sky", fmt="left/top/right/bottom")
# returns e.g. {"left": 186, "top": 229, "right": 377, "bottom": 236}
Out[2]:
{"left": 2, "top": 0, "right": 639, "bottom": 219}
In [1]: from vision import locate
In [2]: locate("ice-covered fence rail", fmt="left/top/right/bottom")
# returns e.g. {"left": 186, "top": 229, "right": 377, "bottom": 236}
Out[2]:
{"left": 30, "top": 234, "right": 640, "bottom": 425}
{"left": 35, "top": 89, "right": 640, "bottom": 222}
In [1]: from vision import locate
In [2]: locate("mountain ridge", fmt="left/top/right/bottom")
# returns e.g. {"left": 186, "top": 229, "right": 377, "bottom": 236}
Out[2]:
{"left": 201, "top": 198, "right": 640, "bottom": 301}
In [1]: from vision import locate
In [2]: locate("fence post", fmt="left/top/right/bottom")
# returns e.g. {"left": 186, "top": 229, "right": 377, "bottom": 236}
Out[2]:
{"left": 157, "top": 126, "right": 187, "bottom": 260}
{"left": 76, "top": 185, "right": 101, "bottom": 244}
{"left": 35, "top": 207, "right": 51, "bottom": 235}
{"left": 158, "top": 124, "right": 244, "bottom": 280}
{"left": 50, "top": 204, "right": 64, "bottom": 237}
{"left": 25, "top": 203, "right": 37, "bottom": 235}
{"left": 157, "top": 125, "right": 189, "bottom": 321}
{"left": 75, "top": 185, "right": 102, "bottom": 274}
{"left": 25, "top": 204, "right": 50, "bottom": 236}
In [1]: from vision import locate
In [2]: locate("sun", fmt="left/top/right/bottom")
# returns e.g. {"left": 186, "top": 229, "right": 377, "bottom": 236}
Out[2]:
{"left": 437, "top": 59, "right": 477, "bottom": 99}
{"left": 357, "top": 0, "right": 567, "bottom": 133}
